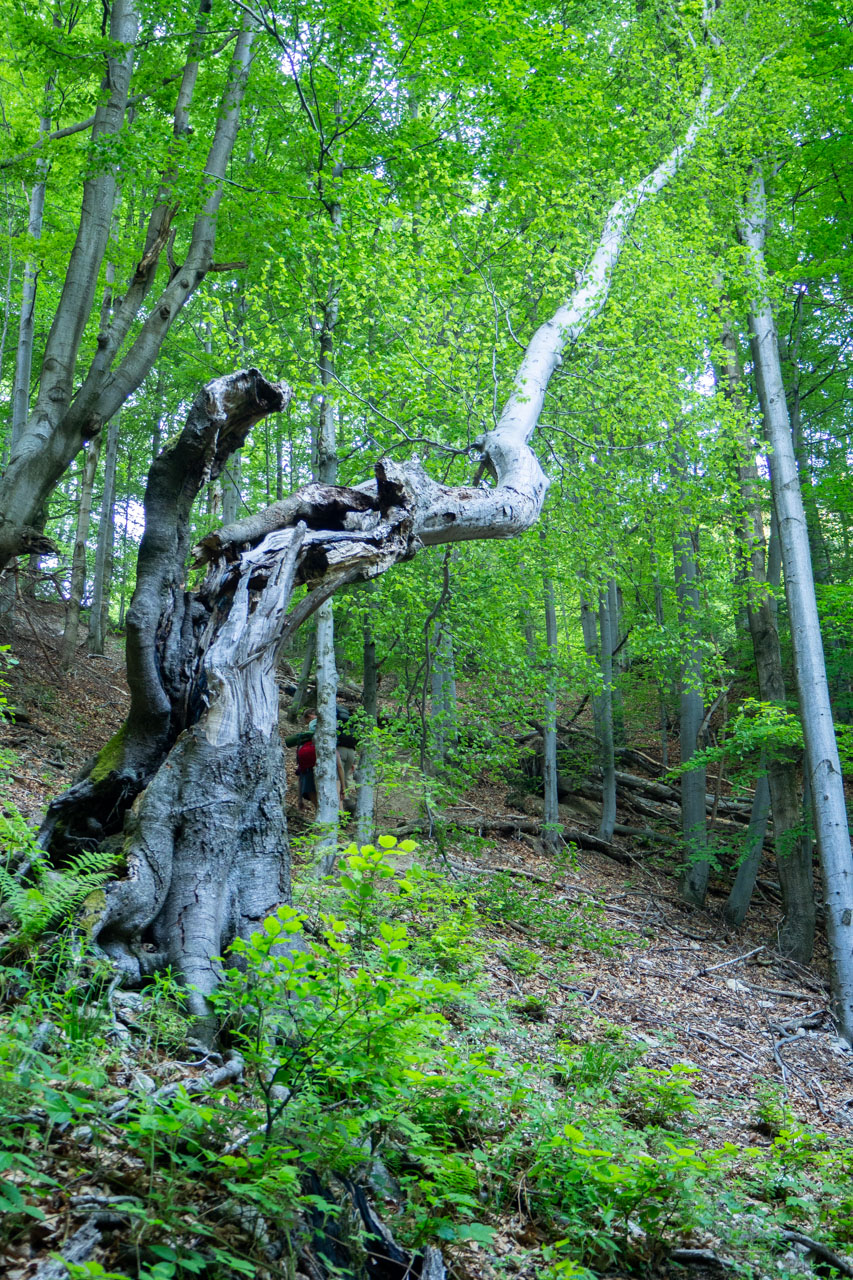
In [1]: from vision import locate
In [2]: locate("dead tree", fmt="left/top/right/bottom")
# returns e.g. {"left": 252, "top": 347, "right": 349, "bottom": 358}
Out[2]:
{"left": 39, "top": 86, "right": 717, "bottom": 1031}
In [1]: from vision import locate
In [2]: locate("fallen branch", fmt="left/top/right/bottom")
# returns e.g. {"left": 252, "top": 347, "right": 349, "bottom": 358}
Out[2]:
{"left": 781, "top": 1230, "right": 853, "bottom": 1278}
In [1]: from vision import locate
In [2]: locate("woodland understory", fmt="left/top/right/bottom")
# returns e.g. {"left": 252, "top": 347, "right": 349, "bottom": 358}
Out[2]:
{"left": 3, "top": 606, "right": 853, "bottom": 1280}
{"left": 1, "top": 0, "right": 853, "bottom": 1277}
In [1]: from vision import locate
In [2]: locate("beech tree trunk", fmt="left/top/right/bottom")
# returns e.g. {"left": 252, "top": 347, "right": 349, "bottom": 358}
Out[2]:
{"left": 355, "top": 603, "right": 379, "bottom": 845}
{"left": 61, "top": 438, "right": 103, "bottom": 669}
{"left": 597, "top": 585, "right": 617, "bottom": 843}
{"left": 88, "top": 414, "right": 120, "bottom": 655}
{"left": 429, "top": 625, "right": 458, "bottom": 767}
{"left": 719, "top": 309, "right": 814, "bottom": 956}
{"left": 542, "top": 572, "right": 560, "bottom": 851}
{"left": 0, "top": 9, "right": 255, "bottom": 570}
{"left": 41, "top": 86, "right": 716, "bottom": 1032}
{"left": 742, "top": 169, "right": 853, "bottom": 1041}
{"left": 674, "top": 527, "right": 709, "bottom": 906}
{"left": 724, "top": 770, "right": 771, "bottom": 929}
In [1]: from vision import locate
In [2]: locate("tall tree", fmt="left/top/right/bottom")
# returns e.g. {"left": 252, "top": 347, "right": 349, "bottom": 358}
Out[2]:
{"left": 741, "top": 168, "right": 853, "bottom": 1039}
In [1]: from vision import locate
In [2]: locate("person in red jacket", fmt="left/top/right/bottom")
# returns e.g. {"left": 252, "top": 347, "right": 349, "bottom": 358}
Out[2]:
{"left": 295, "top": 735, "right": 318, "bottom": 812}
{"left": 295, "top": 710, "right": 347, "bottom": 812}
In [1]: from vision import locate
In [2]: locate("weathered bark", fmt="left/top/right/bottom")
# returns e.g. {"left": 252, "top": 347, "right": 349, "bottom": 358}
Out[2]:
{"left": 742, "top": 169, "right": 853, "bottom": 1041}
{"left": 88, "top": 414, "right": 120, "bottom": 655}
{"left": 674, "top": 528, "right": 709, "bottom": 906}
{"left": 61, "top": 438, "right": 103, "bottom": 669}
{"left": 41, "top": 84, "right": 716, "bottom": 1024}
{"left": 542, "top": 572, "right": 560, "bottom": 851}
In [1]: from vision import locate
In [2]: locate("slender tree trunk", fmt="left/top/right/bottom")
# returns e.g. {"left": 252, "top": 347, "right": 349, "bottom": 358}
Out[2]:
{"left": 0, "top": 12, "right": 255, "bottom": 570}
{"left": 315, "top": 599, "right": 340, "bottom": 872}
{"left": 61, "top": 438, "right": 103, "bottom": 669}
{"left": 222, "top": 453, "right": 243, "bottom": 525}
{"left": 10, "top": 121, "right": 51, "bottom": 454}
{"left": 89, "top": 413, "right": 120, "bottom": 654}
{"left": 724, "top": 771, "right": 771, "bottom": 928}
{"left": 311, "top": 121, "right": 344, "bottom": 853}
{"left": 609, "top": 579, "right": 626, "bottom": 747}
{"left": 580, "top": 589, "right": 605, "bottom": 751}
{"left": 742, "top": 169, "right": 853, "bottom": 1040}
{"left": 720, "top": 309, "right": 814, "bottom": 956}
{"left": 543, "top": 572, "right": 560, "bottom": 851}
{"left": 289, "top": 625, "right": 316, "bottom": 717}
{"left": 597, "top": 585, "right": 617, "bottom": 843}
{"left": 652, "top": 562, "right": 670, "bottom": 771}
{"left": 674, "top": 529, "right": 709, "bottom": 905}
{"left": 429, "top": 624, "right": 457, "bottom": 766}
{"left": 356, "top": 603, "right": 378, "bottom": 845}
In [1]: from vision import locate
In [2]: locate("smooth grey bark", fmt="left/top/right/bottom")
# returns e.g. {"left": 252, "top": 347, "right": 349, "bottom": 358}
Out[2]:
{"left": 61, "top": 438, "right": 103, "bottom": 669}
{"left": 0, "top": 13, "right": 255, "bottom": 569}
{"left": 742, "top": 170, "right": 853, "bottom": 1040}
{"left": 597, "top": 585, "right": 617, "bottom": 843}
{"left": 0, "top": 0, "right": 137, "bottom": 561}
{"left": 311, "top": 117, "right": 344, "bottom": 854}
{"left": 542, "top": 572, "right": 560, "bottom": 851}
{"left": 720, "top": 310, "right": 814, "bottom": 957}
{"left": 608, "top": 579, "right": 626, "bottom": 747}
{"left": 355, "top": 602, "right": 378, "bottom": 846}
{"left": 10, "top": 95, "right": 53, "bottom": 452}
{"left": 88, "top": 414, "right": 120, "bottom": 655}
{"left": 580, "top": 590, "right": 606, "bottom": 751}
{"left": 674, "top": 529, "right": 709, "bottom": 905}
{"left": 724, "top": 770, "right": 771, "bottom": 928}
{"left": 314, "top": 598, "right": 340, "bottom": 871}
{"left": 652, "top": 561, "right": 670, "bottom": 771}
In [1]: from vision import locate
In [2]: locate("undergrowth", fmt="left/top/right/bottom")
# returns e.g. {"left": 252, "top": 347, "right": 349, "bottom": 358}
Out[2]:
{"left": 0, "top": 826, "right": 852, "bottom": 1279}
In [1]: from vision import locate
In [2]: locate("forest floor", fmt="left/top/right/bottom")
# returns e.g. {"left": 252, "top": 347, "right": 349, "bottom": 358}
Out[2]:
{"left": 2, "top": 603, "right": 853, "bottom": 1280}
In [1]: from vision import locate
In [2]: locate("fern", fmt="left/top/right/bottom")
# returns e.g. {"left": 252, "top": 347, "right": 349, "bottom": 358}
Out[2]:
{"left": 0, "top": 845, "right": 117, "bottom": 945}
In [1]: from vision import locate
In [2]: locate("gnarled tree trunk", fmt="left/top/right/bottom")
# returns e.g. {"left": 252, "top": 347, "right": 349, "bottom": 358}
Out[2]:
{"left": 41, "top": 83, "right": 716, "bottom": 1032}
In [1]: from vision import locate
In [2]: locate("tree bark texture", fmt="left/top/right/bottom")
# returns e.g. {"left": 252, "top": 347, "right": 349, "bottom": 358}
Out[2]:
{"left": 40, "top": 88, "right": 716, "bottom": 1020}
{"left": 742, "top": 170, "right": 853, "bottom": 1039}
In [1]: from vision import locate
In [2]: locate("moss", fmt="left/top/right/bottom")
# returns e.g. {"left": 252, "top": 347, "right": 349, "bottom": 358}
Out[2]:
{"left": 89, "top": 722, "right": 127, "bottom": 784}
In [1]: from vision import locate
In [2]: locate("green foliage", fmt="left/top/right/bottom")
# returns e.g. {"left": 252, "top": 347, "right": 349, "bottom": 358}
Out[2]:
{"left": 473, "top": 870, "right": 620, "bottom": 954}
{"left": 0, "top": 845, "right": 117, "bottom": 952}
{"left": 667, "top": 698, "right": 804, "bottom": 784}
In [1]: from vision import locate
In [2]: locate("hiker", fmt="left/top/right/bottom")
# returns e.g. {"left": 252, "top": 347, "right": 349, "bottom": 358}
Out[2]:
{"left": 295, "top": 709, "right": 346, "bottom": 812}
